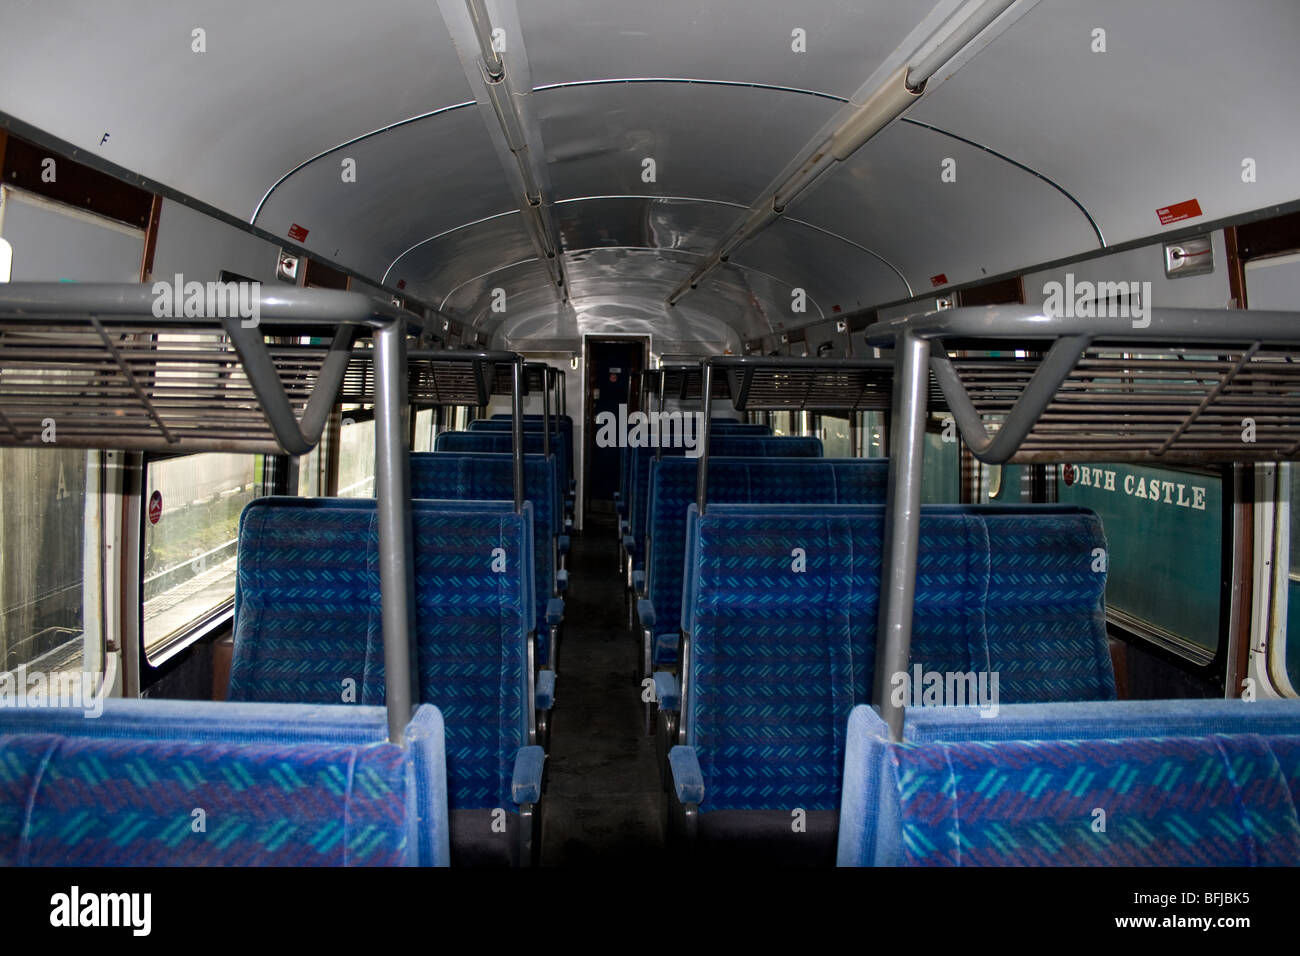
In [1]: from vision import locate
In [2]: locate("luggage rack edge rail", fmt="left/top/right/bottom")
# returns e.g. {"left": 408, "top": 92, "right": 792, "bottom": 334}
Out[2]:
{"left": 864, "top": 303, "right": 1300, "bottom": 741}
{"left": 0, "top": 281, "right": 524, "bottom": 745}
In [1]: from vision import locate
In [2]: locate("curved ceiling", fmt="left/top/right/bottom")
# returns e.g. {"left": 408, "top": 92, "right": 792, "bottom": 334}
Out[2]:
{"left": 1, "top": 0, "right": 1297, "bottom": 352}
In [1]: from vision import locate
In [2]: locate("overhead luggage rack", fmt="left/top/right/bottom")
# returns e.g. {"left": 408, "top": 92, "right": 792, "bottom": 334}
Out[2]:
{"left": 0, "top": 282, "right": 425, "bottom": 456}
{"left": 491, "top": 360, "right": 546, "bottom": 397}
{"left": 341, "top": 348, "right": 504, "bottom": 408}
{"left": 866, "top": 305, "right": 1300, "bottom": 464}
{"left": 709, "top": 355, "right": 947, "bottom": 412}
{"left": 660, "top": 362, "right": 732, "bottom": 401}
{"left": 863, "top": 303, "right": 1300, "bottom": 742}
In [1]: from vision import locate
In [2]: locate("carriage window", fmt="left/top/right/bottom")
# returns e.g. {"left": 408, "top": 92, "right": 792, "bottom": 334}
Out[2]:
{"left": 1059, "top": 463, "right": 1221, "bottom": 658}
{"left": 337, "top": 414, "right": 375, "bottom": 498}
{"left": 818, "top": 413, "right": 851, "bottom": 458}
{"left": 142, "top": 452, "right": 262, "bottom": 660}
{"left": 0, "top": 447, "right": 104, "bottom": 680}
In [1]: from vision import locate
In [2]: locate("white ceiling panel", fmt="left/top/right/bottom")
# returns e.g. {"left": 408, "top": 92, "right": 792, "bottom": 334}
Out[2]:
{"left": 537, "top": 83, "right": 839, "bottom": 207}
{"left": 518, "top": 0, "right": 927, "bottom": 99}
{"left": 0, "top": 0, "right": 471, "bottom": 220}
{"left": 909, "top": 0, "right": 1300, "bottom": 247}
{"left": 788, "top": 119, "right": 1102, "bottom": 292}
{"left": 254, "top": 107, "right": 514, "bottom": 280}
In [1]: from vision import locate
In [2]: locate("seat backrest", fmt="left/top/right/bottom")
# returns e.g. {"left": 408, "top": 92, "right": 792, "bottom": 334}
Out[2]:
{"left": 411, "top": 452, "right": 556, "bottom": 650}
{"left": 473, "top": 418, "right": 573, "bottom": 488}
{"left": 839, "top": 699, "right": 1300, "bottom": 867}
{"left": 626, "top": 436, "right": 823, "bottom": 569}
{"left": 436, "top": 431, "right": 565, "bottom": 514}
{"left": 645, "top": 458, "right": 889, "bottom": 646}
{"left": 0, "top": 699, "right": 447, "bottom": 866}
{"left": 682, "top": 504, "right": 1113, "bottom": 815}
{"left": 230, "top": 498, "right": 533, "bottom": 812}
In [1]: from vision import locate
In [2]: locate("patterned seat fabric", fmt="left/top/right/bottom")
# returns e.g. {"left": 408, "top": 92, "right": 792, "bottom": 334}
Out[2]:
{"left": 1, "top": 733, "right": 413, "bottom": 866}
{"left": 482, "top": 416, "right": 574, "bottom": 492}
{"left": 230, "top": 499, "right": 532, "bottom": 813}
{"left": 411, "top": 452, "right": 556, "bottom": 659}
{"left": 838, "top": 700, "right": 1300, "bottom": 867}
{"left": 683, "top": 505, "right": 1112, "bottom": 816}
{"left": 626, "top": 436, "right": 822, "bottom": 574}
{"left": 890, "top": 733, "right": 1300, "bottom": 866}
{"left": 439, "top": 430, "right": 568, "bottom": 513}
{"left": 645, "top": 458, "right": 888, "bottom": 667}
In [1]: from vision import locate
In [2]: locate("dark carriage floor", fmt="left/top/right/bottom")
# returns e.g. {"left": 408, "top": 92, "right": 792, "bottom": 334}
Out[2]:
{"left": 539, "top": 512, "right": 666, "bottom": 865}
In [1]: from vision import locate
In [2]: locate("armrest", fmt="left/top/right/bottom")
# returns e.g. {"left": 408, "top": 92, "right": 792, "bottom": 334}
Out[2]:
{"left": 636, "top": 597, "right": 656, "bottom": 629}
{"left": 558, "top": 534, "right": 570, "bottom": 556}
{"left": 622, "top": 534, "right": 636, "bottom": 556}
{"left": 631, "top": 570, "right": 645, "bottom": 594}
{"left": 652, "top": 671, "right": 679, "bottom": 712}
{"left": 546, "top": 596, "right": 564, "bottom": 627}
{"left": 535, "top": 670, "right": 555, "bottom": 711}
{"left": 555, "top": 568, "right": 569, "bottom": 593}
{"left": 619, "top": 519, "right": 629, "bottom": 535}
{"left": 668, "top": 746, "right": 704, "bottom": 805}
{"left": 512, "top": 746, "right": 546, "bottom": 805}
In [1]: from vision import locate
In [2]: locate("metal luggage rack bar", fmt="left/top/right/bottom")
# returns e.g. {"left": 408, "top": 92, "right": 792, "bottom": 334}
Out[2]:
{"left": 866, "top": 305, "right": 1300, "bottom": 464}
{"left": 708, "top": 354, "right": 949, "bottom": 412}
{"left": 862, "top": 303, "right": 1300, "bottom": 743}
{"left": 0, "top": 283, "right": 424, "bottom": 456}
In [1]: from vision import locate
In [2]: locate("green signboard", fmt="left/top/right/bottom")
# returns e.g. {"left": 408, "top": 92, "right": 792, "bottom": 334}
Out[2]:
{"left": 1058, "top": 463, "right": 1221, "bottom": 653}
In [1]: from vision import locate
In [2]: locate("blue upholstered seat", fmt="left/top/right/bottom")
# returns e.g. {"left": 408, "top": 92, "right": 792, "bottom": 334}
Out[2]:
{"left": 229, "top": 498, "right": 545, "bottom": 865}
{"left": 622, "top": 436, "right": 823, "bottom": 584}
{"left": 0, "top": 699, "right": 448, "bottom": 866}
{"left": 662, "top": 503, "right": 1114, "bottom": 861}
{"left": 637, "top": 457, "right": 889, "bottom": 675}
{"left": 410, "top": 452, "right": 564, "bottom": 667}
{"left": 838, "top": 699, "right": 1300, "bottom": 866}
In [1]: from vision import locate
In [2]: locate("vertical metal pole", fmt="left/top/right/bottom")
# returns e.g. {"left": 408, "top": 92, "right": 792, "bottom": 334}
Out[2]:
{"left": 542, "top": 366, "right": 551, "bottom": 458}
{"left": 849, "top": 410, "right": 862, "bottom": 459}
{"left": 873, "top": 332, "right": 930, "bottom": 742}
{"left": 374, "top": 321, "right": 417, "bottom": 744}
{"left": 695, "top": 362, "right": 714, "bottom": 514}
{"left": 512, "top": 358, "right": 525, "bottom": 512}
{"left": 655, "top": 368, "right": 665, "bottom": 460}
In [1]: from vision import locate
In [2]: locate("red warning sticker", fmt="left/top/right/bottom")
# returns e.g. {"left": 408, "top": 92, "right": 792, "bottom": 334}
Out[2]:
{"left": 148, "top": 490, "right": 163, "bottom": 525}
{"left": 288, "top": 222, "right": 309, "bottom": 242}
{"left": 929, "top": 273, "right": 948, "bottom": 287}
{"left": 1062, "top": 464, "right": 1075, "bottom": 486}
{"left": 1156, "top": 198, "right": 1202, "bottom": 226}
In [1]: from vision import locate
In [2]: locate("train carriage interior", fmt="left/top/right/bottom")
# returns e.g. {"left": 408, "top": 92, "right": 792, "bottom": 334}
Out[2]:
{"left": 2, "top": 0, "right": 1300, "bottom": 903}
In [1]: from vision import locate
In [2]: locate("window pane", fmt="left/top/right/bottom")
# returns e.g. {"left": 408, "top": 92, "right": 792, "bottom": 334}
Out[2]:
{"left": 819, "top": 414, "right": 850, "bottom": 458}
{"left": 1059, "top": 463, "right": 1220, "bottom": 654}
{"left": 413, "top": 409, "right": 434, "bottom": 453}
{"left": 0, "top": 448, "right": 102, "bottom": 679}
{"left": 337, "top": 417, "right": 375, "bottom": 498}
{"left": 143, "top": 453, "right": 259, "bottom": 658}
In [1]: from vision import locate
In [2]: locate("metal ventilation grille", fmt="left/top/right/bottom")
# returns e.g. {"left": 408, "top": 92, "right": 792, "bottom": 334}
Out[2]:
{"left": 490, "top": 362, "right": 545, "bottom": 397}
{"left": 0, "top": 319, "right": 331, "bottom": 453}
{"left": 341, "top": 351, "right": 499, "bottom": 406}
{"left": 951, "top": 342, "right": 1300, "bottom": 463}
